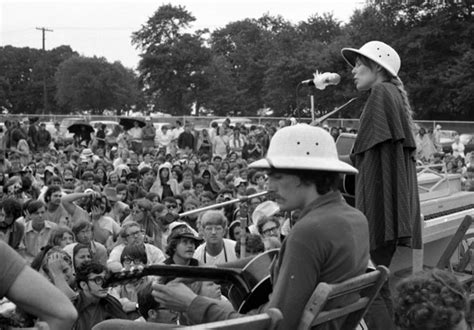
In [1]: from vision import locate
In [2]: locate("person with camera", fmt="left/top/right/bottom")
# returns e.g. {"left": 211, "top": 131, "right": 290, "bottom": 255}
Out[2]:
{"left": 61, "top": 189, "right": 120, "bottom": 249}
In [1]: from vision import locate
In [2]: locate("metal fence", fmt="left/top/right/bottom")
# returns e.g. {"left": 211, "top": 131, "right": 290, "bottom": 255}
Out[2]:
{"left": 1, "top": 114, "right": 474, "bottom": 133}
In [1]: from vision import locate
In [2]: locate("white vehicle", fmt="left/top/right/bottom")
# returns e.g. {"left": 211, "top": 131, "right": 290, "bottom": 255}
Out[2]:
{"left": 209, "top": 117, "right": 253, "bottom": 129}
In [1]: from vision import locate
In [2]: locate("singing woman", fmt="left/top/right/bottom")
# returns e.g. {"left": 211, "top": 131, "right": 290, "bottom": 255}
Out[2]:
{"left": 341, "top": 41, "right": 422, "bottom": 328}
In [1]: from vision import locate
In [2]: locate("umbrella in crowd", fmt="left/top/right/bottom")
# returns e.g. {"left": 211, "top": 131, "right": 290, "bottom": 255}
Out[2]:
{"left": 119, "top": 117, "right": 146, "bottom": 131}
{"left": 67, "top": 122, "right": 94, "bottom": 135}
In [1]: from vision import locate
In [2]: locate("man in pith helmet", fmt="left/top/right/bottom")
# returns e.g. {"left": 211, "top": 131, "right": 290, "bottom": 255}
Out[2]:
{"left": 151, "top": 124, "right": 370, "bottom": 330}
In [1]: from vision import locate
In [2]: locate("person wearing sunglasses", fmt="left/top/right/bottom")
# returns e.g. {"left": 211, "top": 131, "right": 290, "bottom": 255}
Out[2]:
{"left": 108, "top": 244, "right": 150, "bottom": 319}
{"left": 73, "top": 261, "right": 128, "bottom": 330}
{"left": 107, "top": 221, "right": 165, "bottom": 273}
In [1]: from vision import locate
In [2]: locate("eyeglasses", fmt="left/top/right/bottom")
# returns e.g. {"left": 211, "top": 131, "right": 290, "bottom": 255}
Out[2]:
{"left": 204, "top": 225, "right": 224, "bottom": 233}
{"left": 88, "top": 276, "right": 106, "bottom": 286}
{"left": 64, "top": 178, "right": 74, "bottom": 182}
{"left": 167, "top": 204, "right": 178, "bottom": 209}
{"left": 262, "top": 226, "right": 279, "bottom": 235}
{"left": 125, "top": 230, "right": 144, "bottom": 238}
{"left": 122, "top": 258, "right": 145, "bottom": 266}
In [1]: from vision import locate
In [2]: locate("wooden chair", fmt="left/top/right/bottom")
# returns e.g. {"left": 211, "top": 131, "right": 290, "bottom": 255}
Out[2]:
{"left": 92, "top": 308, "right": 282, "bottom": 330}
{"left": 179, "top": 308, "right": 282, "bottom": 330}
{"left": 297, "top": 266, "right": 389, "bottom": 330}
{"left": 436, "top": 215, "right": 474, "bottom": 285}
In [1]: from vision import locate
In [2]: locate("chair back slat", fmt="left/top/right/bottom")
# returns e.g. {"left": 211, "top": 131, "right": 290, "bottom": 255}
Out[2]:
{"left": 297, "top": 265, "right": 390, "bottom": 330}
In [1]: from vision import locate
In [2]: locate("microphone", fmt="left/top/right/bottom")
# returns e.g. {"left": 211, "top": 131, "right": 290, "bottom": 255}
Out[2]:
{"left": 301, "top": 72, "right": 341, "bottom": 90}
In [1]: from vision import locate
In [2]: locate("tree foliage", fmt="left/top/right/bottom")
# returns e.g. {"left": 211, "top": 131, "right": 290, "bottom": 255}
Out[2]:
{"left": 0, "top": 45, "right": 77, "bottom": 114}
{"left": 2, "top": 2, "right": 474, "bottom": 119}
{"left": 132, "top": 4, "right": 212, "bottom": 115}
{"left": 55, "top": 56, "right": 139, "bottom": 114}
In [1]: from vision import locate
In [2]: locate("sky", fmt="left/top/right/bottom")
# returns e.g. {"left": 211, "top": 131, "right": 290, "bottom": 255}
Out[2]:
{"left": 0, "top": 0, "right": 365, "bottom": 70}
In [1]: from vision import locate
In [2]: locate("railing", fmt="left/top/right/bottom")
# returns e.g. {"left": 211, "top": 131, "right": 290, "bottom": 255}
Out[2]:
{"left": 1, "top": 114, "right": 473, "bottom": 133}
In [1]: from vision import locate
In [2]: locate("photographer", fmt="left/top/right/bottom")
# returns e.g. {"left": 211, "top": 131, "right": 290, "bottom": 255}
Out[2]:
{"left": 61, "top": 190, "right": 120, "bottom": 249}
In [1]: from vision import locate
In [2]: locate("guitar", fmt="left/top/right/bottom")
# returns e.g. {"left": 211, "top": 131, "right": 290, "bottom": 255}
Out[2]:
{"left": 104, "top": 249, "right": 279, "bottom": 313}
{"left": 335, "top": 133, "right": 357, "bottom": 206}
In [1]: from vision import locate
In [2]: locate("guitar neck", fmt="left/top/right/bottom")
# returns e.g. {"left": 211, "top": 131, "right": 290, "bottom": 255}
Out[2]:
{"left": 105, "top": 264, "right": 249, "bottom": 293}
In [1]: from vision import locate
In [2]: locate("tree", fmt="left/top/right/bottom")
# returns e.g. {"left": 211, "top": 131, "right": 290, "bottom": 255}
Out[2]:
{"left": 132, "top": 4, "right": 212, "bottom": 115}
{"left": 0, "top": 45, "right": 77, "bottom": 114}
{"left": 209, "top": 19, "right": 274, "bottom": 116}
{"left": 55, "top": 56, "right": 139, "bottom": 114}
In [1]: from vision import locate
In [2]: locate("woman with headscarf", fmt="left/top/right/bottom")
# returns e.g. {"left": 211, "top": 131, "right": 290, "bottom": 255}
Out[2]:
{"left": 149, "top": 163, "right": 179, "bottom": 200}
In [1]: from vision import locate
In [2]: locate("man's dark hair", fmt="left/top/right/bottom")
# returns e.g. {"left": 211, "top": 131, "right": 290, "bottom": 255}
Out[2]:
{"left": 71, "top": 220, "right": 91, "bottom": 236}
{"left": 162, "top": 196, "right": 177, "bottom": 205}
{"left": 200, "top": 191, "right": 215, "bottom": 201}
{"left": 44, "top": 185, "right": 61, "bottom": 203}
{"left": 137, "top": 281, "right": 161, "bottom": 320}
{"left": 271, "top": 169, "right": 340, "bottom": 195}
{"left": 47, "top": 175, "right": 62, "bottom": 186}
{"left": 194, "top": 178, "right": 205, "bottom": 187}
{"left": 394, "top": 269, "right": 467, "bottom": 330}
{"left": 234, "top": 234, "right": 265, "bottom": 258}
{"left": 26, "top": 200, "right": 45, "bottom": 214}
{"left": 139, "top": 166, "right": 152, "bottom": 177}
{"left": 0, "top": 197, "right": 23, "bottom": 221}
{"left": 75, "top": 261, "right": 107, "bottom": 288}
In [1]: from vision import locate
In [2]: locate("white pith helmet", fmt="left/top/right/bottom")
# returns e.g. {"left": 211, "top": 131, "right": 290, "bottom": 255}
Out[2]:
{"left": 249, "top": 124, "right": 358, "bottom": 174}
{"left": 341, "top": 41, "right": 401, "bottom": 78}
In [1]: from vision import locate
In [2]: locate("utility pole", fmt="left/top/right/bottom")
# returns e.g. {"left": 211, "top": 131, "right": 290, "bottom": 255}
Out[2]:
{"left": 36, "top": 27, "right": 53, "bottom": 115}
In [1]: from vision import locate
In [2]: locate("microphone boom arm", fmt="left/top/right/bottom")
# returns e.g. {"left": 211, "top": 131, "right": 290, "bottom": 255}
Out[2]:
{"left": 310, "top": 97, "right": 358, "bottom": 126}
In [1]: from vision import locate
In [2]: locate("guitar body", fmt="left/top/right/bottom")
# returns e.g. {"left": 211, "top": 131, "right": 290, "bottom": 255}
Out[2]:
{"left": 335, "top": 133, "right": 357, "bottom": 206}
{"left": 227, "top": 249, "right": 279, "bottom": 313}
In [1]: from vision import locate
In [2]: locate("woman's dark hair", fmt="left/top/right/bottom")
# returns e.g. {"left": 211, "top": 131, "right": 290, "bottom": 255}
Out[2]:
{"left": 48, "top": 226, "right": 74, "bottom": 247}
{"left": 159, "top": 166, "right": 170, "bottom": 183}
{"left": 172, "top": 168, "right": 183, "bottom": 183}
{"left": 394, "top": 269, "right": 468, "bottom": 330}
{"left": 228, "top": 220, "right": 241, "bottom": 241}
{"left": 120, "top": 244, "right": 147, "bottom": 265}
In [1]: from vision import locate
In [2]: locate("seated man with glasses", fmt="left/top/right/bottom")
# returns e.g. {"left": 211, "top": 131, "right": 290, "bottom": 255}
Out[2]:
{"left": 107, "top": 222, "right": 165, "bottom": 272}
{"left": 73, "top": 261, "right": 128, "bottom": 330}
{"left": 194, "top": 210, "right": 238, "bottom": 266}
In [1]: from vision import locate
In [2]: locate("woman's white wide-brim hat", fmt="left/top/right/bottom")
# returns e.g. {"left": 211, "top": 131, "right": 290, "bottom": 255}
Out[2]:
{"left": 341, "top": 40, "right": 401, "bottom": 78}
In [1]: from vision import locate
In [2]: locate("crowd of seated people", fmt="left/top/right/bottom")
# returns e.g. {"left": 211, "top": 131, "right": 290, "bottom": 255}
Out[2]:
{"left": 0, "top": 116, "right": 300, "bottom": 329}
